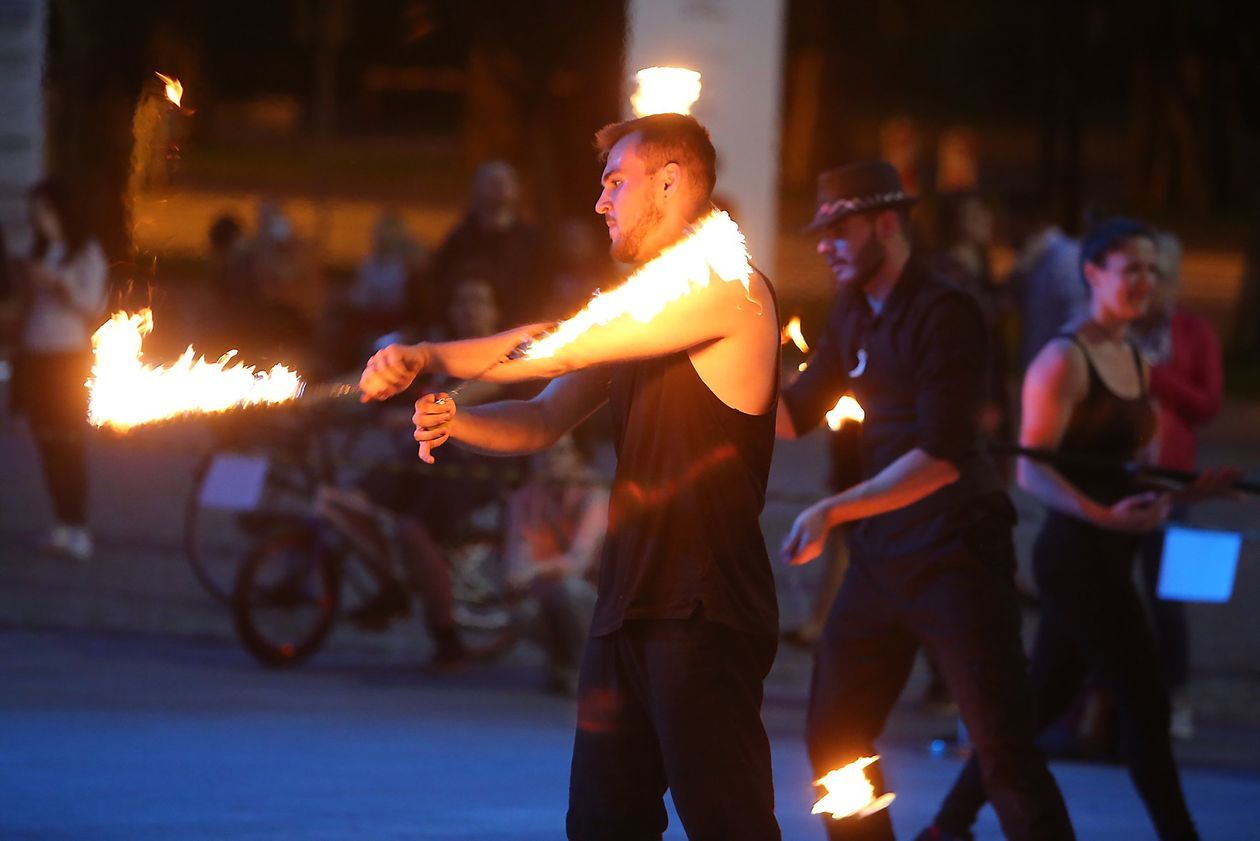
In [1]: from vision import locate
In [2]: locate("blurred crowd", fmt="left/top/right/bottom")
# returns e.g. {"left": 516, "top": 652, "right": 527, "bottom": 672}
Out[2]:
{"left": 0, "top": 153, "right": 1231, "bottom": 715}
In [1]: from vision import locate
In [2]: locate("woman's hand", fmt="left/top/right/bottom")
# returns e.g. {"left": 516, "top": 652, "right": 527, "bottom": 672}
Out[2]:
{"left": 1102, "top": 491, "right": 1171, "bottom": 533}
{"left": 412, "top": 392, "right": 455, "bottom": 464}
{"left": 780, "top": 502, "right": 834, "bottom": 566}
{"left": 360, "top": 343, "right": 428, "bottom": 401}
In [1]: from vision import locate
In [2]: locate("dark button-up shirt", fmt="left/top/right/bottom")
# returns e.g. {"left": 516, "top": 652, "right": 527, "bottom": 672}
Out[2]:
{"left": 782, "top": 258, "right": 1012, "bottom": 564}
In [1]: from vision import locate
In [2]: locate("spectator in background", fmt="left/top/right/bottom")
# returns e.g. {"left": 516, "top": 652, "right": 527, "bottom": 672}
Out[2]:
{"left": 1132, "top": 231, "right": 1224, "bottom": 740}
{"left": 504, "top": 433, "right": 609, "bottom": 696}
{"left": 12, "top": 178, "right": 108, "bottom": 561}
{"left": 548, "top": 217, "right": 610, "bottom": 318}
{"left": 421, "top": 161, "right": 545, "bottom": 328}
{"left": 1003, "top": 190, "right": 1087, "bottom": 368}
{"left": 241, "top": 200, "right": 321, "bottom": 372}
{"left": 932, "top": 191, "right": 1012, "bottom": 446}
{"left": 336, "top": 210, "right": 427, "bottom": 369}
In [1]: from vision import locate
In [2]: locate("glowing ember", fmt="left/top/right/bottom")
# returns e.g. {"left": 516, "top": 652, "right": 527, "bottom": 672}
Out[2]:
{"left": 825, "top": 395, "right": 865, "bottom": 431}
{"left": 155, "top": 72, "right": 183, "bottom": 108}
{"left": 812, "top": 755, "right": 896, "bottom": 820}
{"left": 631, "top": 66, "right": 702, "bottom": 117}
{"left": 783, "top": 316, "right": 810, "bottom": 353}
{"left": 524, "top": 210, "right": 752, "bottom": 359}
{"left": 87, "top": 309, "right": 302, "bottom": 431}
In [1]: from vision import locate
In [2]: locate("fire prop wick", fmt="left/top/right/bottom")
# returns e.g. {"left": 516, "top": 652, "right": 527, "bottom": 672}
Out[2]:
{"left": 812, "top": 756, "right": 896, "bottom": 821}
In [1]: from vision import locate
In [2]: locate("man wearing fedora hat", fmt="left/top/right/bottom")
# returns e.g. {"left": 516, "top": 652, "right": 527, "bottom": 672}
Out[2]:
{"left": 779, "top": 161, "right": 1074, "bottom": 841}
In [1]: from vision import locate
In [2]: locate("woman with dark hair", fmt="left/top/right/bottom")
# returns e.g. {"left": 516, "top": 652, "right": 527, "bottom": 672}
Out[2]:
{"left": 918, "top": 219, "right": 1234, "bottom": 841}
{"left": 14, "top": 178, "right": 108, "bottom": 561}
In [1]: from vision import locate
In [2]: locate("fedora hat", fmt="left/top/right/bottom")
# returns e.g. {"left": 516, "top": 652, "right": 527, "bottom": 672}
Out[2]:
{"left": 804, "top": 160, "right": 918, "bottom": 233}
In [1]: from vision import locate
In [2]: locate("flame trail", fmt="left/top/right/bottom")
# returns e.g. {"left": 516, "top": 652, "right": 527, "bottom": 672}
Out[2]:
{"left": 87, "top": 309, "right": 302, "bottom": 431}
{"left": 524, "top": 210, "right": 752, "bottom": 360}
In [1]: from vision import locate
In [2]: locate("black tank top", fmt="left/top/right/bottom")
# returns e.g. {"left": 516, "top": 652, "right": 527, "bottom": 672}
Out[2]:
{"left": 590, "top": 288, "right": 780, "bottom": 638}
{"left": 1055, "top": 335, "right": 1157, "bottom": 505}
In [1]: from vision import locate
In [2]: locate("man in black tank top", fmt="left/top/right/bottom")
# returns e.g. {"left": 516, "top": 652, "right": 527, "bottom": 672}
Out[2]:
{"left": 778, "top": 162, "right": 1074, "bottom": 841}
{"left": 359, "top": 114, "right": 783, "bottom": 840}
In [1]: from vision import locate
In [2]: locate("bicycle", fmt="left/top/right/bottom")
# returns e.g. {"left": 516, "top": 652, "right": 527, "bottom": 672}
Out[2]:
{"left": 231, "top": 460, "right": 514, "bottom": 668}
{"left": 182, "top": 397, "right": 374, "bottom": 605}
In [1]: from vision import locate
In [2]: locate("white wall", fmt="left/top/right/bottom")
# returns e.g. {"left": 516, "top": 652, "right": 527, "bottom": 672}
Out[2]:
{"left": 625, "top": 0, "right": 786, "bottom": 273}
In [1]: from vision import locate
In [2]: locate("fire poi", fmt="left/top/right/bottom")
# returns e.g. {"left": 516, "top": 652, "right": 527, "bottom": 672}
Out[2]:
{"left": 630, "top": 66, "right": 702, "bottom": 118}
{"left": 155, "top": 71, "right": 183, "bottom": 108}
{"left": 826, "top": 394, "right": 865, "bottom": 431}
{"left": 86, "top": 308, "right": 303, "bottom": 431}
{"left": 812, "top": 755, "right": 896, "bottom": 821}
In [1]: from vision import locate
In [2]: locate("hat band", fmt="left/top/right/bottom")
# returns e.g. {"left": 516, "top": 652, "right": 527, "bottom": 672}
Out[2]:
{"left": 817, "top": 191, "right": 909, "bottom": 219}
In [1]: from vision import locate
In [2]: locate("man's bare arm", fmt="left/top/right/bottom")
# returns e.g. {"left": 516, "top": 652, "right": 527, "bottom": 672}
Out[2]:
{"left": 362, "top": 274, "right": 772, "bottom": 399}
{"left": 413, "top": 367, "right": 610, "bottom": 460}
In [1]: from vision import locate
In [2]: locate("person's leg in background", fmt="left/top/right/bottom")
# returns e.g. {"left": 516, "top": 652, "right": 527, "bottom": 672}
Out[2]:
{"left": 28, "top": 352, "right": 92, "bottom": 560}
{"left": 808, "top": 560, "right": 918, "bottom": 841}
{"left": 1138, "top": 514, "right": 1193, "bottom": 738}
{"left": 784, "top": 533, "right": 850, "bottom": 647}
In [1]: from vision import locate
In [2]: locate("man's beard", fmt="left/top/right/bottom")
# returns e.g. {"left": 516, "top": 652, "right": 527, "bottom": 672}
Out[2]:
{"left": 611, "top": 203, "right": 665, "bottom": 263}
{"left": 851, "top": 235, "right": 887, "bottom": 289}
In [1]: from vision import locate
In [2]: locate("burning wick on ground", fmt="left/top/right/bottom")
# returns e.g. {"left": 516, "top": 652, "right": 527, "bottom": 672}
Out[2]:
{"left": 812, "top": 755, "right": 896, "bottom": 821}
{"left": 155, "top": 72, "right": 183, "bottom": 108}
{"left": 87, "top": 309, "right": 303, "bottom": 431}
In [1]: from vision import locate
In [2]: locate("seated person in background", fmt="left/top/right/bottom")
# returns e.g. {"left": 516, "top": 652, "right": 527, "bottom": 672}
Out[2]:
{"left": 323, "top": 273, "right": 526, "bottom": 667}
{"left": 504, "top": 433, "right": 608, "bottom": 696}
{"left": 336, "top": 210, "right": 427, "bottom": 370}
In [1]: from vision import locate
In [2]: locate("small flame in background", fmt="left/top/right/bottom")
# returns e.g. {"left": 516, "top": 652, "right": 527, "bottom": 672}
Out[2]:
{"left": 826, "top": 394, "right": 865, "bottom": 431}
{"left": 524, "top": 210, "right": 751, "bottom": 360}
{"left": 87, "top": 309, "right": 302, "bottom": 431}
{"left": 783, "top": 316, "right": 810, "bottom": 354}
{"left": 631, "top": 66, "right": 702, "bottom": 117}
{"left": 155, "top": 72, "right": 183, "bottom": 108}
{"left": 812, "top": 755, "right": 896, "bottom": 821}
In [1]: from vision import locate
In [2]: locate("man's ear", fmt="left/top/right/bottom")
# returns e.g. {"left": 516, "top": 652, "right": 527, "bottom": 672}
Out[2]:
{"left": 659, "top": 161, "right": 682, "bottom": 200}
{"left": 1081, "top": 259, "right": 1101, "bottom": 292}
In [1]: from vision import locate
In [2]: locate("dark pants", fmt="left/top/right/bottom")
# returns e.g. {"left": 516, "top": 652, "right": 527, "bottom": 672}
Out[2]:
{"left": 935, "top": 515, "right": 1197, "bottom": 841}
{"left": 15, "top": 351, "right": 90, "bottom": 526}
{"left": 808, "top": 536, "right": 1073, "bottom": 841}
{"left": 1138, "top": 510, "right": 1191, "bottom": 690}
{"left": 566, "top": 616, "right": 780, "bottom": 841}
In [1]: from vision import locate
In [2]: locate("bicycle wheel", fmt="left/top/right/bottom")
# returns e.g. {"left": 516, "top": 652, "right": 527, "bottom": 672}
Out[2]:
{"left": 184, "top": 443, "right": 321, "bottom": 604}
{"left": 233, "top": 528, "right": 341, "bottom": 667}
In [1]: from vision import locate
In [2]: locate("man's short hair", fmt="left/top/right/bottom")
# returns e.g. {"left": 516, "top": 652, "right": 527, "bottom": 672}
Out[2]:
{"left": 594, "top": 113, "right": 717, "bottom": 199}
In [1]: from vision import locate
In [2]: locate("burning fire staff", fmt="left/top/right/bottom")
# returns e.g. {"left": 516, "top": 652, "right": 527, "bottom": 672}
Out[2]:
{"left": 360, "top": 113, "right": 784, "bottom": 840}
{"left": 778, "top": 162, "right": 1074, "bottom": 841}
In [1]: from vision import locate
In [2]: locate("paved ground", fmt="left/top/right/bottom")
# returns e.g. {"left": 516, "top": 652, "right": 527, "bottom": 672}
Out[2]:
{"left": 2, "top": 628, "right": 1259, "bottom": 841}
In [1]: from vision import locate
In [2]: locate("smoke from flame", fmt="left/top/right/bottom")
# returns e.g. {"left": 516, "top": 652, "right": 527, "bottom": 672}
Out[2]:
{"left": 812, "top": 755, "right": 896, "bottom": 820}
{"left": 155, "top": 72, "right": 183, "bottom": 108}
{"left": 87, "top": 309, "right": 302, "bottom": 431}
{"left": 631, "top": 66, "right": 702, "bottom": 117}
{"left": 825, "top": 395, "right": 865, "bottom": 431}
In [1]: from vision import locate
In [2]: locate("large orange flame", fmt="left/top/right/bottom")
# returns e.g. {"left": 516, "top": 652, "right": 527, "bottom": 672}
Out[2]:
{"left": 87, "top": 309, "right": 302, "bottom": 431}
{"left": 812, "top": 755, "right": 896, "bottom": 821}
{"left": 631, "top": 66, "right": 702, "bottom": 117}
{"left": 524, "top": 210, "right": 751, "bottom": 360}
{"left": 155, "top": 72, "right": 183, "bottom": 108}
{"left": 825, "top": 395, "right": 865, "bottom": 431}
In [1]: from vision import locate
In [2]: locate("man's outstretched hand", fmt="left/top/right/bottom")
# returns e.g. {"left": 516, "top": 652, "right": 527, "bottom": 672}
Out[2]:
{"left": 360, "top": 343, "right": 427, "bottom": 402}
